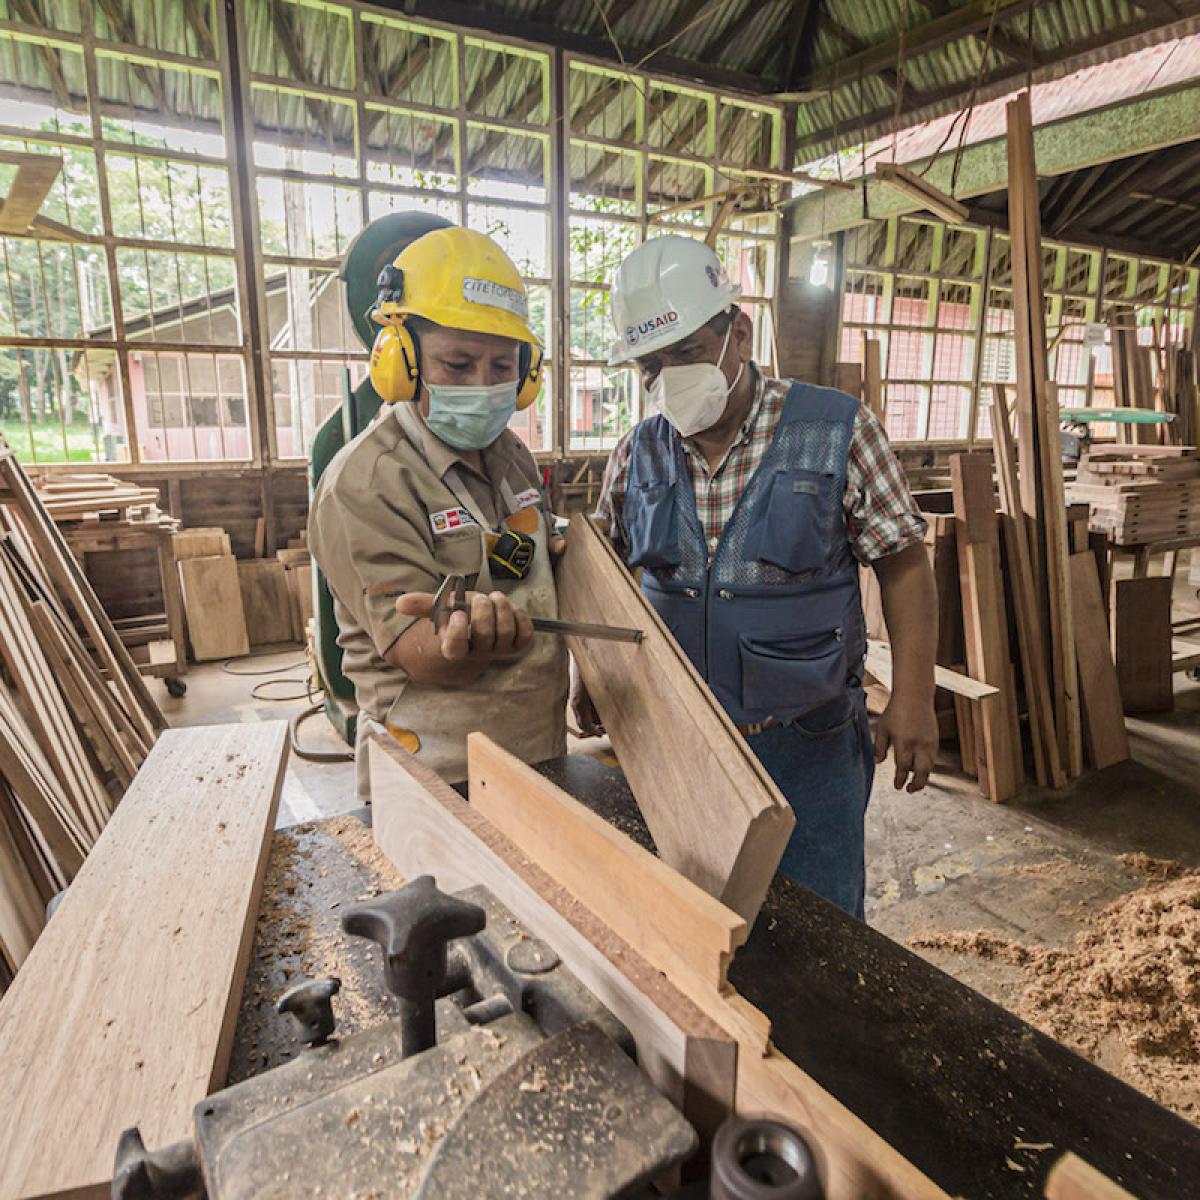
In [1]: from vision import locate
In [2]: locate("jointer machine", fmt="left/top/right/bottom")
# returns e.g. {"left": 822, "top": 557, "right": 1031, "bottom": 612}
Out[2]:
{"left": 112, "top": 870, "right": 820, "bottom": 1200}
{"left": 112, "top": 755, "right": 1200, "bottom": 1200}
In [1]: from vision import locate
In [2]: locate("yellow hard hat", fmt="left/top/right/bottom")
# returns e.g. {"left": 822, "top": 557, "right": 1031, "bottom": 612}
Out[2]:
{"left": 373, "top": 227, "right": 541, "bottom": 345}
{"left": 369, "top": 227, "right": 543, "bottom": 408}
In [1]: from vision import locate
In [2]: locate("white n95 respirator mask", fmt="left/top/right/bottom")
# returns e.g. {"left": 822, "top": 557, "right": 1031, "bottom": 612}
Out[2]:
{"left": 649, "top": 322, "right": 744, "bottom": 438}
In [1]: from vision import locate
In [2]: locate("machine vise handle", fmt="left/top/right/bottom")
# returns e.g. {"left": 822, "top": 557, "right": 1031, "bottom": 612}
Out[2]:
{"left": 342, "top": 876, "right": 485, "bottom": 1057}
{"left": 276, "top": 976, "right": 341, "bottom": 1048}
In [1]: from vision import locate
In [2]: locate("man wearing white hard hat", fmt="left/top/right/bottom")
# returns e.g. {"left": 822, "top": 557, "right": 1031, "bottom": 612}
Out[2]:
{"left": 586, "top": 235, "right": 938, "bottom": 920}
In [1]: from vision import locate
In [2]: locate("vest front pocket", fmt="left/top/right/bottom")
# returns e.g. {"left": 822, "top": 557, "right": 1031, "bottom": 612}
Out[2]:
{"left": 738, "top": 629, "right": 847, "bottom": 717}
{"left": 625, "top": 481, "right": 682, "bottom": 572}
{"left": 746, "top": 469, "right": 835, "bottom": 574}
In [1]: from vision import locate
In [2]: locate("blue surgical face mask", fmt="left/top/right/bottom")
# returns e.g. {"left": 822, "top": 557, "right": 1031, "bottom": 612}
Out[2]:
{"left": 424, "top": 380, "right": 518, "bottom": 451}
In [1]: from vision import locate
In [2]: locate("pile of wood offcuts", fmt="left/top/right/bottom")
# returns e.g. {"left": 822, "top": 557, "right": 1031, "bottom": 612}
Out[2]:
{"left": 912, "top": 854, "right": 1200, "bottom": 1122}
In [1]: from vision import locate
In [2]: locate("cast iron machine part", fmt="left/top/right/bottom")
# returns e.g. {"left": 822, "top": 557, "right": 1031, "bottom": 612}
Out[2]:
{"left": 112, "top": 876, "right": 709, "bottom": 1199}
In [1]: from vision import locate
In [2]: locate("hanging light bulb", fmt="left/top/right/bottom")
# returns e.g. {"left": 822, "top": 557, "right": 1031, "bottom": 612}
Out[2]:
{"left": 809, "top": 238, "right": 832, "bottom": 287}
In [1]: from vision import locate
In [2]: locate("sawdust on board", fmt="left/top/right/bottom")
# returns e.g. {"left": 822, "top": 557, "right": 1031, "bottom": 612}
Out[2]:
{"left": 910, "top": 853, "right": 1200, "bottom": 1123}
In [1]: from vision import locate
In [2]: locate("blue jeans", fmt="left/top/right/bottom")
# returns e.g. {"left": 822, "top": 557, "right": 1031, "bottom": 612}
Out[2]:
{"left": 746, "top": 690, "right": 875, "bottom": 920}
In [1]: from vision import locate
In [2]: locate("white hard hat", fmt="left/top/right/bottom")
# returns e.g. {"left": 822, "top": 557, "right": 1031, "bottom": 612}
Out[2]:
{"left": 607, "top": 235, "right": 741, "bottom": 366}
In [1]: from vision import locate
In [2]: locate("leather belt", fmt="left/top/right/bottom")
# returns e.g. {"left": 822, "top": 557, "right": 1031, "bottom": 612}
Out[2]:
{"left": 737, "top": 718, "right": 790, "bottom": 737}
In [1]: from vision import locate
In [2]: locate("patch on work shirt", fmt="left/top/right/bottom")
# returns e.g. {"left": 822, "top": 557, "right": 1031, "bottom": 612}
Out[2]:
{"left": 429, "top": 507, "right": 478, "bottom": 535}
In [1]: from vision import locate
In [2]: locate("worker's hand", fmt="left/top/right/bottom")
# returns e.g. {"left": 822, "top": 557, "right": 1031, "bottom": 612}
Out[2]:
{"left": 873, "top": 698, "right": 938, "bottom": 793}
{"left": 568, "top": 657, "right": 604, "bottom": 737}
{"left": 549, "top": 534, "right": 567, "bottom": 561}
{"left": 395, "top": 590, "right": 534, "bottom": 664}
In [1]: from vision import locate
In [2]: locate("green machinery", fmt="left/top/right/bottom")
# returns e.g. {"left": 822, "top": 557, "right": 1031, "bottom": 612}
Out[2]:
{"left": 309, "top": 211, "right": 454, "bottom": 746}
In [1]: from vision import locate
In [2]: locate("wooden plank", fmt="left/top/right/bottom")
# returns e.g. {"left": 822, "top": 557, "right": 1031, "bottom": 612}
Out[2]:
{"left": 370, "top": 734, "right": 950, "bottom": 1200}
{"left": 0, "top": 722, "right": 287, "bottom": 1200}
{"left": 0, "top": 791, "right": 48, "bottom": 970}
{"left": 834, "top": 361, "right": 863, "bottom": 400}
{"left": 862, "top": 335, "right": 884, "bottom": 421}
{"left": 172, "top": 527, "right": 231, "bottom": 560}
{"left": 284, "top": 561, "right": 313, "bottom": 642}
{"left": 951, "top": 453, "right": 1023, "bottom": 801}
{"left": 557, "top": 516, "right": 794, "bottom": 922}
{"left": 0, "top": 154, "right": 62, "bottom": 233}
{"left": 1112, "top": 577, "right": 1173, "bottom": 714}
{"left": 864, "top": 639, "right": 999, "bottom": 700}
{"left": 1045, "top": 1152, "right": 1137, "bottom": 1200}
{"left": 1069, "top": 553, "right": 1130, "bottom": 770}
{"left": 992, "top": 388, "right": 1064, "bottom": 788}
{"left": 178, "top": 555, "right": 249, "bottom": 661}
{"left": 236, "top": 559, "right": 294, "bottom": 646}
{"left": 468, "top": 733, "right": 750, "bottom": 996}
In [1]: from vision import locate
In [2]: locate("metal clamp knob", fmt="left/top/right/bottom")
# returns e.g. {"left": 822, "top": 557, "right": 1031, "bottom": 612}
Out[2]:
{"left": 276, "top": 976, "right": 341, "bottom": 1048}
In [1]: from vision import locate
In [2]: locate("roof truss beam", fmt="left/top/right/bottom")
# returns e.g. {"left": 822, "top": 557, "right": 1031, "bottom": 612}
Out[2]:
{"left": 787, "top": 80, "right": 1200, "bottom": 240}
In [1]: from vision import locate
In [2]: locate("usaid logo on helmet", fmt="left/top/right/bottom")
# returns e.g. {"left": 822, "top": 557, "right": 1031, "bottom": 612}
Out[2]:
{"left": 607, "top": 235, "right": 741, "bottom": 366}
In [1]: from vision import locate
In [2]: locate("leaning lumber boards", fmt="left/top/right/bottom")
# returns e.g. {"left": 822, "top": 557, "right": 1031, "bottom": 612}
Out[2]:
{"left": 0, "top": 722, "right": 287, "bottom": 1200}
{"left": 951, "top": 453, "right": 1023, "bottom": 801}
{"left": 557, "top": 514, "right": 794, "bottom": 922}
{"left": 178, "top": 554, "right": 249, "bottom": 660}
{"left": 1007, "top": 92, "right": 1081, "bottom": 778}
{"left": 371, "top": 734, "right": 949, "bottom": 1200}
{"left": 0, "top": 442, "right": 165, "bottom": 741}
{"left": 992, "top": 388, "right": 1064, "bottom": 788}
{"left": 1069, "top": 553, "right": 1130, "bottom": 770}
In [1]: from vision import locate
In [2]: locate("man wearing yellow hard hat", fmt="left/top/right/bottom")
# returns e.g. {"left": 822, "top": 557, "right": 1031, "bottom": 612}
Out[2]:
{"left": 310, "top": 226, "right": 567, "bottom": 796}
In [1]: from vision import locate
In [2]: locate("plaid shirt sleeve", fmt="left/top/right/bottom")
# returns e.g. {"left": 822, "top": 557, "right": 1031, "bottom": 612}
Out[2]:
{"left": 844, "top": 405, "right": 927, "bottom": 564}
{"left": 592, "top": 428, "right": 635, "bottom": 562}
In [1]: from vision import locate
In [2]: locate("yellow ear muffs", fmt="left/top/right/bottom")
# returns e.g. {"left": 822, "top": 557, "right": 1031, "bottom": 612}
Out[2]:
{"left": 368, "top": 319, "right": 420, "bottom": 404}
{"left": 516, "top": 343, "right": 544, "bottom": 411}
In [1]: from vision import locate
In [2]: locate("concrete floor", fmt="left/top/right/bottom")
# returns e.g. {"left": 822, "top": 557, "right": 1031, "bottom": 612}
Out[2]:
{"left": 163, "top": 568, "right": 1200, "bottom": 1045}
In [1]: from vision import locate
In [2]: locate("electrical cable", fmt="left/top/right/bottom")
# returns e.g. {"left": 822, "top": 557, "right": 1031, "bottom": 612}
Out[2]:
{"left": 221, "top": 658, "right": 308, "bottom": 676}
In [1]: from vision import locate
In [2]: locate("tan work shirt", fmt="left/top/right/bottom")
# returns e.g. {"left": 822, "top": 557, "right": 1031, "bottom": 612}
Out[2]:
{"left": 309, "top": 401, "right": 567, "bottom": 783}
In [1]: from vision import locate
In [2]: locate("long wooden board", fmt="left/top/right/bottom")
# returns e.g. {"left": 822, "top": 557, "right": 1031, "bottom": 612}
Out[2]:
{"left": 951, "top": 453, "right": 1023, "bottom": 801}
{"left": 178, "top": 554, "right": 249, "bottom": 661}
{"left": 1069, "top": 553, "right": 1130, "bottom": 770}
{"left": 864, "top": 638, "right": 999, "bottom": 701}
{"left": 0, "top": 722, "right": 287, "bottom": 1200}
{"left": 371, "top": 733, "right": 949, "bottom": 1200}
{"left": 468, "top": 733, "right": 750, "bottom": 1000}
{"left": 1045, "top": 1152, "right": 1138, "bottom": 1200}
{"left": 557, "top": 515, "right": 794, "bottom": 922}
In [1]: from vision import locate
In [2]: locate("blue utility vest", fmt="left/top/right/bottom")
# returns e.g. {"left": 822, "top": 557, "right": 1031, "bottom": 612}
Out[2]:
{"left": 622, "top": 381, "right": 866, "bottom": 727}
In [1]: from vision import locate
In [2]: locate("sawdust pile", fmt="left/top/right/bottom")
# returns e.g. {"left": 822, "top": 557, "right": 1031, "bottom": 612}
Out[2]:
{"left": 910, "top": 855, "right": 1200, "bottom": 1121}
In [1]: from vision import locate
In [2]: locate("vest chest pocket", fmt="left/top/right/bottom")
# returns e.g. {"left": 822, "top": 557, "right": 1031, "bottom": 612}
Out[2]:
{"left": 624, "top": 481, "right": 682, "bottom": 572}
{"left": 746, "top": 469, "right": 837, "bottom": 573}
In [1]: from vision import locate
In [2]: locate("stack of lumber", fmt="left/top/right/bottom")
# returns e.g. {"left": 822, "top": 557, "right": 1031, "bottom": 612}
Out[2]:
{"left": 1067, "top": 447, "right": 1200, "bottom": 545}
{"left": 174, "top": 528, "right": 309, "bottom": 659}
{"left": 21, "top": 472, "right": 177, "bottom": 529}
{"left": 0, "top": 438, "right": 165, "bottom": 978}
